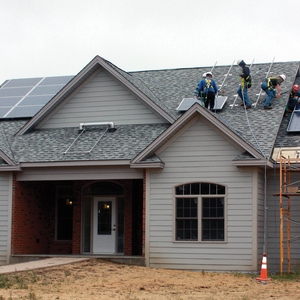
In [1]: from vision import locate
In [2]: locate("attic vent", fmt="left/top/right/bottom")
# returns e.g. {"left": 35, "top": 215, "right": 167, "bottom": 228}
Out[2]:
{"left": 79, "top": 122, "right": 115, "bottom": 132}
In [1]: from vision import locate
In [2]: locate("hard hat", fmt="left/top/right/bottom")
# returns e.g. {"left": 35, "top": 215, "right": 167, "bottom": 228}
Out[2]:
{"left": 202, "top": 72, "right": 207, "bottom": 78}
{"left": 293, "top": 84, "right": 299, "bottom": 91}
{"left": 279, "top": 74, "right": 286, "bottom": 81}
{"left": 237, "top": 59, "right": 244, "bottom": 66}
{"left": 206, "top": 71, "right": 213, "bottom": 77}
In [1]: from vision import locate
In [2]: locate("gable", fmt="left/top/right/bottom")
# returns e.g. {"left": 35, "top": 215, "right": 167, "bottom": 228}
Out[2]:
{"left": 157, "top": 117, "right": 242, "bottom": 166}
{"left": 38, "top": 69, "right": 165, "bottom": 129}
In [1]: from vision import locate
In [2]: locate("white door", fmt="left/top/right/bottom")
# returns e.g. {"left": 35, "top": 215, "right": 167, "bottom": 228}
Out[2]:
{"left": 92, "top": 197, "right": 116, "bottom": 254}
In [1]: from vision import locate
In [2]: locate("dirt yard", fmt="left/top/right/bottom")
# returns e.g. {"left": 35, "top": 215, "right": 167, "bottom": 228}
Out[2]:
{"left": 0, "top": 259, "right": 299, "bottom": 299}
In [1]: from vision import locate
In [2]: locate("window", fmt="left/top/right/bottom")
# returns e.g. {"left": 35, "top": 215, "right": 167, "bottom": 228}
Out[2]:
{"left": 56, "top": 186, "right": 73, "bottom": 241}
{"left": 175, "top": 183, "right": 226, "bottom": 242}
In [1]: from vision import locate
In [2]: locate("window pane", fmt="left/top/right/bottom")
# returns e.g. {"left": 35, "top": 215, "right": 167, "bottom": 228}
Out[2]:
{"left": 201, "top": 183, "right": 210, "bottom": 194}
{"left": 217, "top": 185, "right": 226, "bottom": 194}
{"left": 57, "top": 198, "right": 73, "bottom": 240}
{"left": 191, "top": 183, "right": 199, "bottom": 194}
{"left": 210, "top": 184, "right": 217, "bottom": 194}
{"left": 202, "top": 198, "right": 224, "bottom": 241}
{"left": 176, "top": 198, "right": 198, "bottom": 241}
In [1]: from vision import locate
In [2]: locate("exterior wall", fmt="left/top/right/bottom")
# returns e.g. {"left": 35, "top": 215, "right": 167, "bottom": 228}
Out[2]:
{"left": 147, "top": 118, "right": 257, "bottom": 271}
{"left": 12, "top": 179, "right": 75, "bottom": 255}
{"left": 0, "top": 172, "right": 12, "bottom": 265}
{"left": 267, "top": 172, "right": 300, "bottom": 273}
{"left": 40, "top": 70, "right": 164, "bottom": 129}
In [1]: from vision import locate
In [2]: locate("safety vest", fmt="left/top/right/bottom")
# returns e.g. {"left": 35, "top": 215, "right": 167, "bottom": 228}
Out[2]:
{"left": 204, "top": 79, "right": 212, "bottom": 90}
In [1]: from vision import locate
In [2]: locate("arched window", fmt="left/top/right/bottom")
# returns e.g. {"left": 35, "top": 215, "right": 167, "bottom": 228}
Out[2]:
{"left": 175, "top": 182, "right": 226, "bottom": 242}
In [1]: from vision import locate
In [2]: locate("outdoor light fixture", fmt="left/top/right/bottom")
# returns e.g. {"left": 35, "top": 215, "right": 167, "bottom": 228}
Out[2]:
{"left": 66, "top": 198, "right": 73, "bottom": 205}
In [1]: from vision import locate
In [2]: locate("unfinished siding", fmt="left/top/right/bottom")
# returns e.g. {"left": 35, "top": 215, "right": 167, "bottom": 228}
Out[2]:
{"left": 41, "top": 70, "right": 164, "bottom": 129}
{"left": 267, "top": 173, "right": 300, "bottom": 273}
{"left": 0, "top": 173, "right": 11, "bottom": 265}
{"left": 147, "top": 117, "right": 256, "bottom": 271}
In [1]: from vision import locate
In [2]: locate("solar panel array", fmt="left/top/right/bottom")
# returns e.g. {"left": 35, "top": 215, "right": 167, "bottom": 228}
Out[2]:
{"left": 0, "top": 75, "right": 74, "bottom": 119}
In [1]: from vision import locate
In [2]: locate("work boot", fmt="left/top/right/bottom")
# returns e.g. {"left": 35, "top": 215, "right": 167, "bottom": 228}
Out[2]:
{"left": 246, "top": 105, "right": 251, "bottom": 109}
{"left": 264, "top": 106, "right": 272, "bottom": 110}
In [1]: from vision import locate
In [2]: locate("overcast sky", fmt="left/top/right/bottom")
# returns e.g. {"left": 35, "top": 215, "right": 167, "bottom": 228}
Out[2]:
{"left": 0, "top": 0, "right": 299, "bottom": 84}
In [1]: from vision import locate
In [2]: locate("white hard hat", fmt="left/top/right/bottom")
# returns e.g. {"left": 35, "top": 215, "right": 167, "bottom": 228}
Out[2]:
{"left": 279, "top": 74, "right": 286, "bottom": 81}
{"left": 202, "top": 72, "right": 207, "bottom": 78}
{"left": 237, "top": 59, "right": 244, "bottom": 66}
{"left": 206, "top": 71, "right": 213, "bottom": 77}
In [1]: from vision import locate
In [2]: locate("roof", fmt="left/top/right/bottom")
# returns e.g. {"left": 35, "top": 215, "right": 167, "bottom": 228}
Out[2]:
{"left": 0, "top": 56, "right": 299, "bottom": 169}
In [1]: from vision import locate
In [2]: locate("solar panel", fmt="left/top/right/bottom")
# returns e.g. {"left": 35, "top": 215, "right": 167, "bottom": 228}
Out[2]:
{"left": 214, "top": 96, "right": 227, "bottom": 110}
{"left": 176, "top": 98, "right": 204, "bottom": 111}
{"left": 0, "top": 75, "right": 74, "bottom": 119}
{"left": 287, "top": 104, "right": 300, "bottom": 132}
{"left": 5, "top": 106, "right": 44, "bottom": 118}
{"left": 176, "top": 96, "right": 227, "bottom": 111}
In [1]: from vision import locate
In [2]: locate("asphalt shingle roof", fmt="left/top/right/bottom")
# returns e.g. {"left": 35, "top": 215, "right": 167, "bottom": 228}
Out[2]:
{"left": 0, "top": 59, "right": 299, "bottom": 165}
{"left": 2, "top": 123, "right": 169, "bottom": 163}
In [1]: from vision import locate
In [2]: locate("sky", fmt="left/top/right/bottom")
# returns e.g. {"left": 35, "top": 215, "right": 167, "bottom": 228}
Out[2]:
{"left": 0, "top": 0, "right": 300, "bottom": 84}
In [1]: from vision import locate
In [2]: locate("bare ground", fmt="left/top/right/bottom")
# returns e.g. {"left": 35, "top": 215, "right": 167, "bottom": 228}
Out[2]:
{"left": 0, "top": 259, "right": 299, "bottom": 300}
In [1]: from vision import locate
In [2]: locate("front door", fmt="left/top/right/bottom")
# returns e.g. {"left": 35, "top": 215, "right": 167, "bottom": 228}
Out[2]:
{"left": 92, "top": 197, "right": 116, "bottom": 254}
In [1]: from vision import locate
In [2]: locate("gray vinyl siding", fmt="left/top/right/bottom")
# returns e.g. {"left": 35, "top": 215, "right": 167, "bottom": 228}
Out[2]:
{"left": 256, "top": 171, "right": 265, "bottom": 269}
{"left": 267, "top": 172, "right": 300, "bottom": 273}
{"left": 41, "top": 70, "right": 164, "bottom": 129}
{"left": 16, "top": 166, "right": 143, "bottom": 181}
{"left": 148, "top": 117, "right": 256, "bottom": 271}
{"left": 0, "top": 173, "right": 11, "bottom": 265}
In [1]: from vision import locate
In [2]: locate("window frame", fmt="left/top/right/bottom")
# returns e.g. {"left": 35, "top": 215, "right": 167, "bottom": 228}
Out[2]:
{"left": 174, "top": 182, "right": 227, "bottom": 243}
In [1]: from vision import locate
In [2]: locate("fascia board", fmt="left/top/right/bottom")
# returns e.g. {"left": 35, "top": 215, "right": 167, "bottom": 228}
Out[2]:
{"left": 132, "top": 104, "right": 265, "bottom": 164}
{"left": 0, "top": 165, "right": 21, "bottom": 171}
{"left": 232, "top": 160, "right": 273, "bottom": 168}
{"left": 130, "top": 162, "right": 165, "bottom": 169}
{"left": 19, "top": 160, "right": 131, "bottom": 168}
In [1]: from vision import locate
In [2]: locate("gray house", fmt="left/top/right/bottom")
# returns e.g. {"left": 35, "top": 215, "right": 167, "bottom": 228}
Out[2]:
{"left": 0, "top": 55, "right": 300, "bottom": 273}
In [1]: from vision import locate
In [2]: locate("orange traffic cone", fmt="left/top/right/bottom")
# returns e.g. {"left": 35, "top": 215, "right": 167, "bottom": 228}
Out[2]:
{"left": 256, "top": 253, "right": 271, "bottom": 281}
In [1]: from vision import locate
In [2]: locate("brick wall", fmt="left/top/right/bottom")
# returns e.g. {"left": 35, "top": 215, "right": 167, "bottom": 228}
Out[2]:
{"left": 11, "top": 177, "right": 143, "bottom": 256}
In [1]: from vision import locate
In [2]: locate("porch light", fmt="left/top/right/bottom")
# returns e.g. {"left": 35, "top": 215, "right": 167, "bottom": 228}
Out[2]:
{"left": 66, "top": 198, "right": 73, "bottom": 205}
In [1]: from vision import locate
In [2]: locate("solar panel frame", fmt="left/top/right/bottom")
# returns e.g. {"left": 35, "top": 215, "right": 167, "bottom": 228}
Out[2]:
{"left": 287, "top": 104, "right": 300, "bottom": 132}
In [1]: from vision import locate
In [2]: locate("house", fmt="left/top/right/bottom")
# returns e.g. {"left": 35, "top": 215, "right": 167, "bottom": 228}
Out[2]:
{"left": 0, "top": 55, "right": 300, "bottom": 273}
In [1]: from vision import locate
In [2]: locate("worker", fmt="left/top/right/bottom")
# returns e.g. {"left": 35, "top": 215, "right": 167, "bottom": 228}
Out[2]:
{"left": 287, "top": 84, "right": 300, "bottom": 112}
{"left": 260, "top": 74, "right": 286, "bottom": 109}
{"left": 194, "top": 72, "right": 219, "bottom": 111}
{"left": 237, "top": 60, "right": 252, "bottom": 109}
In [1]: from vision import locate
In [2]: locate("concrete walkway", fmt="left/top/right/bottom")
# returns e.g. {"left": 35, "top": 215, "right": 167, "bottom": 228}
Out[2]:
{"left": 0, "top": 257, "right": 90, "bottom": 274}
